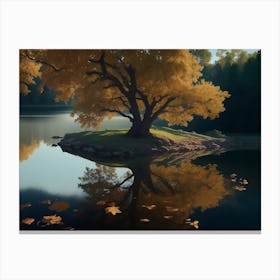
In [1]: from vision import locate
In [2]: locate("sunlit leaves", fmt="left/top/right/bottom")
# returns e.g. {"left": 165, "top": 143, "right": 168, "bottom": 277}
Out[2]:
{"left": 20, "top": 49, "right": 229, "bottom": 129}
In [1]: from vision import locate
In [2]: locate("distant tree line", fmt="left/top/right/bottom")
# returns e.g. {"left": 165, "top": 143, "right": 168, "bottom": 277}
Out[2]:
{"left": 179, "top": 50, "right": 261, "bottom": 134}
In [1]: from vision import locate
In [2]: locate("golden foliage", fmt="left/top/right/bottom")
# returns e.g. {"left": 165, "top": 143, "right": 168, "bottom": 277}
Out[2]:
{"left": 20, "top": 141, "right": 40, "bottom": 162}
{"left": 20, "top": 50, "right": 229, "bottom": 128}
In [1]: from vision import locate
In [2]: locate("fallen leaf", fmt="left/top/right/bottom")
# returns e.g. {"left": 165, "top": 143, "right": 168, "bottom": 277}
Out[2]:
{"left": 41, "top": 215, "right": 62, "bottom": 225}
{"left": 233, "top": 185, "right": 247, "bottom": 191}
{"left": 165, "top": 206, "right": 179, "bottom": 213}
{"left": 163, "top": 215, "right": 173, "bottom": 219}
{"left": 41, "top": 199, "right": 52, "bottom": 205}
{"left": 22, "top": 217, "right": 35, "bottom": 225}
{"left": 242, "top": 179, "right": 249, "bottom": 185}
{"left": 48, "top": 201, "right": 70, "bottom": 212}
{"left": 105, "top": 205, "right": 122, "bottom": 216}
{"left": 140, "top": 218, "right": 150, "bottom": 222}
{"left": 20, "top": 203, "right": 32, "bottom": 210}
{"left": 191, "top": 220, "right": 199, "bottom": 229}
{"left": 96, "top": 200, "right": 106, "bottom": 206}
{"left": 142, "top": 204, "right": 156, "bottom": 210}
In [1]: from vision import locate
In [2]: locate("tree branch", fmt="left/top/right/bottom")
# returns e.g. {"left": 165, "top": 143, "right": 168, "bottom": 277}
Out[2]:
{"left": 101, "top": 108, "right": 133, "bottom": 122}
{"left": 21, "top": 53, "right": 60, "bottom": 72}
{"left": 151, "top": 96, "right": 177, "bottom": 120}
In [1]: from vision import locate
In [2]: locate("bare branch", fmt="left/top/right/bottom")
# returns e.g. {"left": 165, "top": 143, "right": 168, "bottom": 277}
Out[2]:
{"left": 151, "top": 96, "right": 177, "bottom": 120}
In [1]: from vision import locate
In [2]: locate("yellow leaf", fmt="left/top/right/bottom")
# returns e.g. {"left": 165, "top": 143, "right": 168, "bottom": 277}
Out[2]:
{"left": 105, "top": 205, "right": 122, "bottom": 216}
{"left": 22, "top": 218, "right": 35, "bottom": 225}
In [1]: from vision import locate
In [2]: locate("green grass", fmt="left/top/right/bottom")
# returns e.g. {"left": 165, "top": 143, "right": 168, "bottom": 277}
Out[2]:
{"left": 64, "top": 126, "right": 223, "bottom": 150}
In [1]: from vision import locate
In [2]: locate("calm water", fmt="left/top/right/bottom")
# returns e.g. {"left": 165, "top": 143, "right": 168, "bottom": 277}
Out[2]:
{"left": 20, "top": 112, "right": 261, "bottom": 230}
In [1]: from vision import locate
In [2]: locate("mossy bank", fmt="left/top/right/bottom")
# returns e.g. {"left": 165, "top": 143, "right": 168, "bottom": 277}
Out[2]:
{"left": 57, "top": 127, "right": 237, "bottom": 160}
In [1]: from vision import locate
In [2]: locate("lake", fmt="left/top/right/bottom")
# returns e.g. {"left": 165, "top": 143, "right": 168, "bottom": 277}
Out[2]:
{"left": 20, "top": 111, "right": 261, "bottom": 231}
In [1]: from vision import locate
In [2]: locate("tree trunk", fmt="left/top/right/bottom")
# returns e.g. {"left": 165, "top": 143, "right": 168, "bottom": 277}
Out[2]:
{"left": 126, "top": 120, "right": 152, "bottom": 137}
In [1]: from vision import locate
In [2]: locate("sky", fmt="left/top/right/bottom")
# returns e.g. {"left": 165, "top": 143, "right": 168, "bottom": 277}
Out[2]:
{"left": 210, "top": 49, "right": 259, "bottom": 64}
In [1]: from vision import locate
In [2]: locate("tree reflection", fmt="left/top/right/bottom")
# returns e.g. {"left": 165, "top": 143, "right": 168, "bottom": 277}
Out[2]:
{"left": 20, "top": 141, "right": 41, "bottom": 162}
{"left": 78, "top": 157, "right": 233, "bottom": 230}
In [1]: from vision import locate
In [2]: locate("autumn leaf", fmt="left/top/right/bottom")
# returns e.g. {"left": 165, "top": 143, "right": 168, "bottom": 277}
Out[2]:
{"left": 163, "top": 215, "right": 173, "bottom": 219}
{"left": 165, "top": 206, "right": 179, "bottom": 213}
{"left": 22, "top": 217, "right": 35, "bottom": 225}
{"left": 105, "top": 205, "right": 122, "bottom": 216}
{"left": 140, "top": 218, "right": 150, "bottom": 222}
{"left": 191, "top": 220, "right": 199, "bottom": 229}
{"left": 233, "top": 185, "right": 247, "bottom": 191}
{"left": 142, "top": 204, "right": 156, "bottom": 210}
{"left": 96, "top": 200, "right": 106, "bottom": 206}
{"left": 20, "top": 202, "right": 32, "bottom": 210}
{"left": 242, "top": 179, "right": 249, "bottom": 185}
{"left": 48, "top": 201, "right": 70, "bottom": 212}
{"left": 41, "top": 215, "right": 62, "bottom": 225}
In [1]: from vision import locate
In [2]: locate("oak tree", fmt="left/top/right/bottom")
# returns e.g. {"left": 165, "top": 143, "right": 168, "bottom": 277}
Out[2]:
{"left": 20, "top": 50, "right": 230, "bottom": 137}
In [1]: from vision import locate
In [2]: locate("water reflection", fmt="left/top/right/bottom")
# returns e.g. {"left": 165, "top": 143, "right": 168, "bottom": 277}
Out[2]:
{"left": 76, "top": 157, "right": 234, "bottom": 230}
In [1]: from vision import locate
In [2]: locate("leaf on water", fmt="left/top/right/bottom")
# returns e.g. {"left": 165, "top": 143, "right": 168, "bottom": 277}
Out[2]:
{"left": 233, "top": 185, "right": 247, "bottom": 191}
{"left": 105, "top": 205, "right": 122, "bottom": 216}
{"left": 41, "top": 199, "right": 52, "bottom": 205}
{"left": 48, "top": 201, "right": 70, "bottom": 212}
{"left": 242, "top": 179, "right": 249, "bottom": 185}
{"left": 20, "top": 203, "right": 32, "bottom": 210}
{"left": 191, "top": 220, "right": 199, "bottom": 229}
{"left": 142, "top": 204, "right": 156, "bottom": 210}
{"left": 230, "top": 173, "right": 237, "bottom": 179}
{"left": 163, "top": 215, "right": 173, "bottom": 219}
{"left": 22, "top": 217, "right": 35, "bottom": 225}
{"left": 140, "top": 218, "right": 150, "bottom": 222}
{"left": 96, "top": 200, "right": 106, "bottom": 206}
{"left": 41, "top": 215, "right": 62, "bottom": 225}
{"left": 165, "top": 206, "right": 179, "bottom": 213}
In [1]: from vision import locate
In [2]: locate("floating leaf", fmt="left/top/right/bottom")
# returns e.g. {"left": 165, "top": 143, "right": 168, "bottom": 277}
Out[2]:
{"left": 48, "top": 201, "right": 70, "bottom": 212}
{"left": 233, "top": 185, "right": 247, "bottom": 191}
{"left": 142, "top": 204, "right": 156, "bottom": 210}
{"left": 163, "top": 215, "right": 173, "bottom": 219}
{"left": 140, "top": 218, "right": 150, "bottom": 222}
{"left": 41, "top": 199, "right": 52, "bottom": 205}
{"left": 191, "top": 220, "right": 199, "bottom": 229}
{"left": 165, "top": 206, "right": 179, "bottom": 213}
{"left": 96, "top": 200, "right": 106, "bottom": 206}
{"left": 20, "top": 202, "right": 32, "bottom": 210}
{"left": 105, "top": 205, "right": 122, "bottom": 216}
{"left": 41, "top": 215, "right": 62, "bottom": 225}
{"left": 22, "top": 217, "right": 35, "bottom": 225}
{"left": 242, "top": 179, "right": 248, "bottom": 185}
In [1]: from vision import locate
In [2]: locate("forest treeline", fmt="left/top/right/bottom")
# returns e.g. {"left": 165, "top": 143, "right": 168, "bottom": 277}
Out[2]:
{"left": 20, "top": 50, "right": 260, "bottom": 133}
{"left": 185, "top": 49, "right": 261, "bottom": 133}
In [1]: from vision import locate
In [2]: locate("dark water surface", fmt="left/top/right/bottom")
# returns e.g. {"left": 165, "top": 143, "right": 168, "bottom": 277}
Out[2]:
{"left": 20, "top": 112, "right": 260, "bottom": 231}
